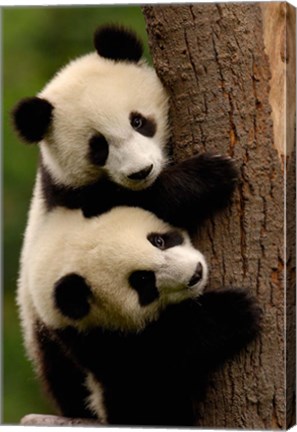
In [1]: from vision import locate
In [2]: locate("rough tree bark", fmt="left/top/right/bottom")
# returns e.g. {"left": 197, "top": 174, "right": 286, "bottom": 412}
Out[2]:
{"left": 143, "top": 3, "right": 295, "bottom": 430}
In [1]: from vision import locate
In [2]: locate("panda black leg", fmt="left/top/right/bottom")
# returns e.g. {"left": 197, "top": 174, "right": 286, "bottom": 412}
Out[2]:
{"left": 34, "top": 321, "right": 96, "bottom": 419}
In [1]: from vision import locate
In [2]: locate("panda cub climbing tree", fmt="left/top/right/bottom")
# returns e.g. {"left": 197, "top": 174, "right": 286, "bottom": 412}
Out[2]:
{"left": 13, "top": 24, "right": 238, "bottom": 230}
{"left": 13, "top": 24, "right": 261, "bottom": 426}
{"left": 25, "top": 206, "right": 260, "bottom": 426}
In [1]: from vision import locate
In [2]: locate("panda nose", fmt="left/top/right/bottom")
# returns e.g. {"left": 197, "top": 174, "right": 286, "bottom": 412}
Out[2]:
{"left": 188, "top": 262, "right": 203, "bottom": 287}
{"left": 127, "top": 164, "right": 153, "bottom": 181}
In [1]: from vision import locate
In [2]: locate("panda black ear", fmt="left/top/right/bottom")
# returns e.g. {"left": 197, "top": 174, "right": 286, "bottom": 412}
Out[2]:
{"left": 94, "top": 24, "right": 143, "bottom": 63}
{"left": 12, "top": 96, "right": 53, "bottom": 143}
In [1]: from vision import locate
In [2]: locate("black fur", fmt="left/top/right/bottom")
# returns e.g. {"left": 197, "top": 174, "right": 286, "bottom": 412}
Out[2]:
{"left": 89, "top": 134, "right": 109, "bottom": 166}
{"left": 34, "top": 320, "right": 95, "bottom": 419}
{"left": 40, "top": 162, "right": 87, "bottom": 211}
{"left": 188, "top": 263, "right": 203, "bottom": 287}
{"left": 94, "top": 25, "right": 143, "bottom": 63}
{"left": 12, "top": 97, "right": 53, "bottom": 143}
{"left": 42, "top": 288, "right": 261, "bottom": 426}
{"left": 130, "top": 112, "right": 157, "bottom": 138}
{"left": 40, "top": 153, "right": 238, "bottom": 232}
{"left": 129, "top": 270, "right": 159, "bottom": 306}
{"left": 54, "top": 273, "right": 93, "bottom": 320}
{"left": 128, "top": 164, "right": 153, "bottom": 181}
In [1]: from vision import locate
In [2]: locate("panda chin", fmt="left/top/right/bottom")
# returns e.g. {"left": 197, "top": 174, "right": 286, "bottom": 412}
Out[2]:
{"left": 124, "top": 177, "right": 155, "bottom": 191}
{"left": 164, "top": 285, "right": 206, "bottom": 305}
{"left": 115, "top": 172, "right": 157, "bottom": 191}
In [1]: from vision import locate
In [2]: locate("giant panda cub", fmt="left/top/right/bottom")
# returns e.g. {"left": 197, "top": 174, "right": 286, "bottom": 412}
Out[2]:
{"left": 13, "top": 24, "right": 238, "bottom": 232}
{"left": 24, "top": 206, "right": 261, "bottom": 427}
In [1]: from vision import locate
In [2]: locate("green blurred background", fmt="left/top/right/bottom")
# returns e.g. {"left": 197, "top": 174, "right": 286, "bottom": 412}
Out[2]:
{"left": 3, "top": 6, "right": 149, "bottom": 424}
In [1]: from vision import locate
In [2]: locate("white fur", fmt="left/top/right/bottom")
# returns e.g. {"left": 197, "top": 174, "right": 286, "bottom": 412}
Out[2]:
{"left": 20, "top": 207, "right": 207, "bottom": 340}
{"left": 17, "top": 173, "right": 48, "bottom": 358}
{"left": 39, "top": 53, "right": 169, "bottom": 189}
{"left": 85, "top": 373, "right": 107, "bottom": 423}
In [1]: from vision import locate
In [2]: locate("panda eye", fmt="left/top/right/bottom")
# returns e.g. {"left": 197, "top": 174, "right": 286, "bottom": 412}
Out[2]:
{"left": 147, "top": 231, "right": 184, "bottom": 250}
{"left": 129, "top": 112, "right": 157, "bottom": 138}
{"left": 155, "top": 236, "right": 165, "bottom": 249}
{"left": 147, "top": 234, "right": 165, "bottom": 250}
{"left": 130, "top": 114, "right": 143, "bottom": 130}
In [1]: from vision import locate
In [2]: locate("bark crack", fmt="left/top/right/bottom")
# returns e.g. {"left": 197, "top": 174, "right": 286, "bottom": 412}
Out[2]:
{"left": 211, "top": 21, "right": 238, "bottom": 157}
{"left": 183, "top": 28, "right": 199, "bottom": 89}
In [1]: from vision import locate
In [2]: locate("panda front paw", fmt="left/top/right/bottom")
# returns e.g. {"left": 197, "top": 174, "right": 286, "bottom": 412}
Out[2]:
{"left": 151, "top": 152, "right": 239, "bottom": 230}
{"left": 175, "top": 153, "right": 239, "bottom": 220}
{"left": 195, "top": 152, "right": 239, "bottom": 194}
{"left": 177, "top": 152, "right": 239, "bottom": 219}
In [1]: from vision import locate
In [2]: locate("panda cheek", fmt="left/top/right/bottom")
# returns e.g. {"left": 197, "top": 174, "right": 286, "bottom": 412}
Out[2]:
{"left": 54, "top": 273, "right": 93, "bottom": 320}
{"left": 88, "top": 134, "right": 109, "bottom": 167}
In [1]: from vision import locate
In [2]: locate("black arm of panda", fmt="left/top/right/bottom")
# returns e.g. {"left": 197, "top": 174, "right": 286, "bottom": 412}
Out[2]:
{"left": 142, "top": 153, "right": 239, "bottom": 231}
{"left": 53, "top": 288, "right": 261, "bottom": 376}
{"left": 40, "top": 153, "right": 238, "bottom": 230}
{"left": 34, "top": 320, "right": 97, "bottom": 419}
{"left": 158, "top": 288, "right": 262, "bottom": 372}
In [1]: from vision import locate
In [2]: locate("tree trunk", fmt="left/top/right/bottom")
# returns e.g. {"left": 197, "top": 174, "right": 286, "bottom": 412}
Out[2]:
{"left": 143, "top": 3, "right": 295, "bottom": 430}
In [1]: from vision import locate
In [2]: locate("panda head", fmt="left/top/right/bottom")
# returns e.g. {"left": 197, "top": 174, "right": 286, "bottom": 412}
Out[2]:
{"left": 12, "top": 25, "right": 169, "bottom": 190}
{"left": 29, "top": 207, "right": 208, "bottom": 332}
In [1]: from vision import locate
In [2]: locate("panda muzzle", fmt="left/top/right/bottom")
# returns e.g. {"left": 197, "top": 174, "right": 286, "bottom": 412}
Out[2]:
{"left": 188, "top": 262, "right": 203, "bottom": 287}
{"left": 127, "top": 164, "right": 153, "bottom": 181}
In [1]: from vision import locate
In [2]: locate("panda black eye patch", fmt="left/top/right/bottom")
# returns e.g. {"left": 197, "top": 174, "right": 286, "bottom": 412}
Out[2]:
{"left": 54, "top": 273, "right": 93, "bottom": 320}
{"left": 129, "top": 112, "right": 156, "bottom": 138}
{"left": 147, "top": 231, "right": 184, "bottom": 250}
{"left": 129, "top": 270, "right": 159, "bottom": 306}
{"left": 88, "top": 134, "right": 109, "bottom": 166}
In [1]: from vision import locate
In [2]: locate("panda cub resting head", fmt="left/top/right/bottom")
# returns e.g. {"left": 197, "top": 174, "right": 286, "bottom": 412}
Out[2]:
{"left": 28, "top": 206, "right": 261, "bottom": 426}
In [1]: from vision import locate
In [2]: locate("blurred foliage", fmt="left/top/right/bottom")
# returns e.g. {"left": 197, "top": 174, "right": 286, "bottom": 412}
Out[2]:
{"left": 3, "top": 6, "right": 149, "bottom": 424}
